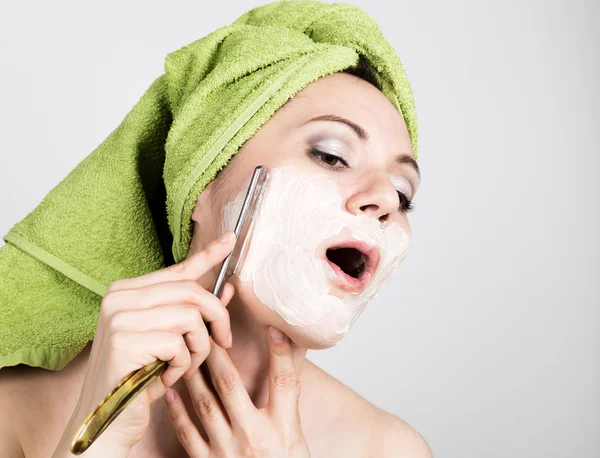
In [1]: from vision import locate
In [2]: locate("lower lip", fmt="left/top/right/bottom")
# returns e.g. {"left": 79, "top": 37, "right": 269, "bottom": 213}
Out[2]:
{"left": 325, "top": 259, "right": 371, "bottom": 293}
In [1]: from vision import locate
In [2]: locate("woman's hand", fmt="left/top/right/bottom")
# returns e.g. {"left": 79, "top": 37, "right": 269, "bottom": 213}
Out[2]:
{"left": 54, "top": 231, "right": 238, "bottom": 455}
{"left": 165, "top": 326, "right": 311, "bottom": 458}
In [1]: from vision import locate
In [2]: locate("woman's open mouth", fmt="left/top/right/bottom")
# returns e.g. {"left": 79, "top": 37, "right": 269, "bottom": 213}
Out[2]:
{"left": 321, "top": 239, "right": 380, "bottom": 293}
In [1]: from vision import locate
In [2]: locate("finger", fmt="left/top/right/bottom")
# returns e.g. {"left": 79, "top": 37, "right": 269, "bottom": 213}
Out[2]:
{"left": 106, "top": 230, "right": 236, "bottom": 292}
{"left": 112, "top": 303, "right": 213, "bottom": 377}
{"left": 205, "top": 338, "right": 256, "bottom": 431}
{"left": 102, "top": 280, "right": 232, "bottom": 348}
{"left": 109, "top": 301, "right": 222, "bottom": 358}
{"left": 184, "top": 319, "right": 211, "bottom": 379}
{"left": 165, "top": 388, "right": 209, "bottom": 458}
{"left": 221, "top": 282, "right": 235, "bottom": 309}
{"left": 265, "top": 327, "right": 301, "bottom": 423}
{"left": 110, "top": 304, "right": 208, "bottom": 352}
{"left": 183, "top": 365, "right": 232, "bottom": 446}
{"left": 108, "top": 330, "right": 190, "bottom": 389}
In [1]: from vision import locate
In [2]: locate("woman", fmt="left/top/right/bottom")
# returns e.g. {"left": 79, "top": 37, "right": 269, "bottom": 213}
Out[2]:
{"left": 0, "top": 1, "right": 431, "bottom": 457}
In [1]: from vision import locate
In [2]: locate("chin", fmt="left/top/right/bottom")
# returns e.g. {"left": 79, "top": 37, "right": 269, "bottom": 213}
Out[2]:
{"left": 279, "top": 324, "right": 347, "bottom": 350}
{"left": 230, "top": 276, "right": 352, "bottom": 350}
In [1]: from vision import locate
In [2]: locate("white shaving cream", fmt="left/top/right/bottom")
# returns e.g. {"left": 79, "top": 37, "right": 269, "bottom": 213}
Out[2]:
{"left": 221, "top": 165, "right": 410, "bottom": 345}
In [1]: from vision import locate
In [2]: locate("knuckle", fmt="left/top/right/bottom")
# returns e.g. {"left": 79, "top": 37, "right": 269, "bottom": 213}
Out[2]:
{"left": 205, "top": 240, "right": 219, "bottom": 255}
{"left": 205, "top": 241, "right": 224, "bottom": 260}
{"left": 107, "top": 310, "right": 125, "bottom": 332}
{"left": 106, "top": 331, "right": 126, "bottom": 353}
{"left": 176, "top": 334, "right": 189, "bottom": 352}
{"left": 167, "top": 259, "right": 188, "bottom": 273}
{"left": 134, "top": 286, "right": 150, "bottom": 302}
{"left": 194, "top": 341, "right": 211, "bottom": 362}
{"left": 99, "top": 292, "right": 117, "bottom": 318}
{"left": 166, "top": 333, "right": 186, "bottom": 357}
{"left": 193, "top": 307, "right": 204, "bottom": 326}
{"left": 178, "top": 302, "right": 195, "bottom": 316}
{"left": 193, "top": 395, "right": 216, "bottom": 417}
{"left": 272, "top": 372, "right": 297, "bottom": 391}
{"left": 105, "top": 279, "right": 124, "bottom": 294}
{"left": 182, "top": 280, "right": 205, "bottom": 303}
{"left": 177, "top": 427, "right": 194, "bottom": 447}
{"left": 241, "top": 436, "right": 268, "bottom": 458}
{"left": 185, "top": 305, "right": 203, "bottom": 326}
{"left": 287, "top": 430, "right": 306, "bottom": 452}
{"left": 240, "top": 439, "right": 254, "bottom": 457}
{"left": 215, "top": 372, "right": 238, "bottom": 394}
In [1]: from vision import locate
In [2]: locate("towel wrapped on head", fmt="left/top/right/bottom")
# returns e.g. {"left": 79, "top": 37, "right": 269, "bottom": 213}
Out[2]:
{"left": 0, "top": 0, "right": 418, "bottom": 371}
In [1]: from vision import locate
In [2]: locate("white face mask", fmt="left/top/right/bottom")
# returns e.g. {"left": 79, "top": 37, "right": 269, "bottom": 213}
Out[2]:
{"left": 221, "top": 164, "right": 410, "bottom": 346}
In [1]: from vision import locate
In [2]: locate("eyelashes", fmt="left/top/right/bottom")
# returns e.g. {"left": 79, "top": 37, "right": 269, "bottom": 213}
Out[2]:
{"left": 397, "top": 191, "right": 414, "bottom": 213}
{"left": 307, "top": 147, "right": 415, "bottom": 214}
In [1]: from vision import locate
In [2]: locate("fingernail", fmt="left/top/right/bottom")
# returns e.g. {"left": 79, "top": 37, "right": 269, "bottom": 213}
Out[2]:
{"left": 227, "top": 330, "right": 233, "bottom": 348}
{"left": 218, "top": 231, "right": 234, "bottom": 243}
{"left": 165, "top": 388, "right": 175, "bottom": 405}
{"left": 269, "top": 326, "right": 285, "bottom": 343}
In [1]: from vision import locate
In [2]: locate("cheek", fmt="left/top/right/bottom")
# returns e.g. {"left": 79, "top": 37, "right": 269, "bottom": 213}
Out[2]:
{"left": 228, "top": 274, "right": 278, "bottom": 316}
{"left": 228, "top": 275, "right": 291, "bottom": 327}
{"left": 228, "top": 275, "right": 258, "bottom": 307}
{"left": 396, "top": 216, "right": 411, "bottom": 238}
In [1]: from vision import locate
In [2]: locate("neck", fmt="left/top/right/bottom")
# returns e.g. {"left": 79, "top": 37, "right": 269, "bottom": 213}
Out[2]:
{"left": 172, "top": 290, "right": 308, "bottom": 409}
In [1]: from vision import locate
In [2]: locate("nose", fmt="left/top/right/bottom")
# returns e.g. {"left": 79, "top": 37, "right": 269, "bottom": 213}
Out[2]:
{"left": 345, "top": 172, "right": 399, "bottom": 226}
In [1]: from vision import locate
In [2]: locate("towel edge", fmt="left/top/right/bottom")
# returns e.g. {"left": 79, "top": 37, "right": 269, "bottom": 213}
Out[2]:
{"left": 0, "top": 343, "right": 89, "bottom": 372}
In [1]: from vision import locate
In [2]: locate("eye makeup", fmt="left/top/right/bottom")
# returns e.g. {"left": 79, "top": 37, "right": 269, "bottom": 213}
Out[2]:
{"left": 308, "top": 136, "right": 353, "bottom": 166}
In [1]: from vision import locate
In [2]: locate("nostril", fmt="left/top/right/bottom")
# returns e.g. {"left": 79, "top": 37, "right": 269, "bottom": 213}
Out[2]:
{"left": 359, "top": 204, "right": 381, "bottom": 213}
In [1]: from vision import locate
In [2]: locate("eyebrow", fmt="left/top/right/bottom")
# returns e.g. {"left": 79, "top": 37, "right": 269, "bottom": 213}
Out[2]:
{"left": 300, "top": 114, "right": 421, "bottom": 182}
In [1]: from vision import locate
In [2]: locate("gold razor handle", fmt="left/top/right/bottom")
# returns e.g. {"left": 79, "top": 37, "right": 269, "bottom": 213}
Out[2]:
{"left": 70, "top": 359, "right": 167, "bottom": 455}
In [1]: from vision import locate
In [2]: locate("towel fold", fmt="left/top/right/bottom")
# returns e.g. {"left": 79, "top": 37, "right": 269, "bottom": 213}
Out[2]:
{"left": 0, "top": 0, "right": 418, "bottom": 371}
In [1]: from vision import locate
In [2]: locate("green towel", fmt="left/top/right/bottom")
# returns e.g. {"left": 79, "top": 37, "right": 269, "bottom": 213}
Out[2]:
{"left": 0, "top": 0, "right": 418, "bottom": 371}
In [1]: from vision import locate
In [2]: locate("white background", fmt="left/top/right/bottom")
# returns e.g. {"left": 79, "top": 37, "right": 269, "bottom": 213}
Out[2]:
{"left": 0, "top": 1, "right": 598, "bottom": 457}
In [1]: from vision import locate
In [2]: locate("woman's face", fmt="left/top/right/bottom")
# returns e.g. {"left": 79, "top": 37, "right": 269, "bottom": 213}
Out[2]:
{"left": 189, "top": 72, "right": 419, "bottom": 349}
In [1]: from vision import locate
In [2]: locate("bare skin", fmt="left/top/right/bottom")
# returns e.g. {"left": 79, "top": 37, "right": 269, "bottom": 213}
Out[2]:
{"left": 0, "top": 72, "right": 432, "bottom": 457}
{"left": 0, "top": 342, "right": 430, "bottom": 457}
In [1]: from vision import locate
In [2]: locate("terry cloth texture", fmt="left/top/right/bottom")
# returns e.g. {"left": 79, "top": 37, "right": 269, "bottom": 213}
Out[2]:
{"left": 0, "top": 0, "right": 418, "bottom": 371}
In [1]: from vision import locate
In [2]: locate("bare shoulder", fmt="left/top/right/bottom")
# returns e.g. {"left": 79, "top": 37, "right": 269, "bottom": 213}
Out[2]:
{"left": 0, "top": 343, "right": 92, "bottom": 457}
{"left": 368, "top": 406, "right": 434, "bottom": 458}
{"left": 303, "top": 359, "right": 433, "bottom": 458}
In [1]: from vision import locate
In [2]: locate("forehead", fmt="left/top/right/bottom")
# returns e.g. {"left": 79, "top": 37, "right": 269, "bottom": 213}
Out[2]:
{"left": 281, "top": 72, "right": 413, "bottom": 155}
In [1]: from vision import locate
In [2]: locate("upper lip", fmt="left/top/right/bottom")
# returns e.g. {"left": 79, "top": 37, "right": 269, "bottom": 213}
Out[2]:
{"left": 320, "top": 238, "right": 380, "bottom": 293}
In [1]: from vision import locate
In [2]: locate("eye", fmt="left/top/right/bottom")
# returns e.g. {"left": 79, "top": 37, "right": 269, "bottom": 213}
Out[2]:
{"left": 308, "top": 148, "right": 349, "bottom": 169}
{"left": 397, "top": 191, "right": 414, "bottom": 213}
